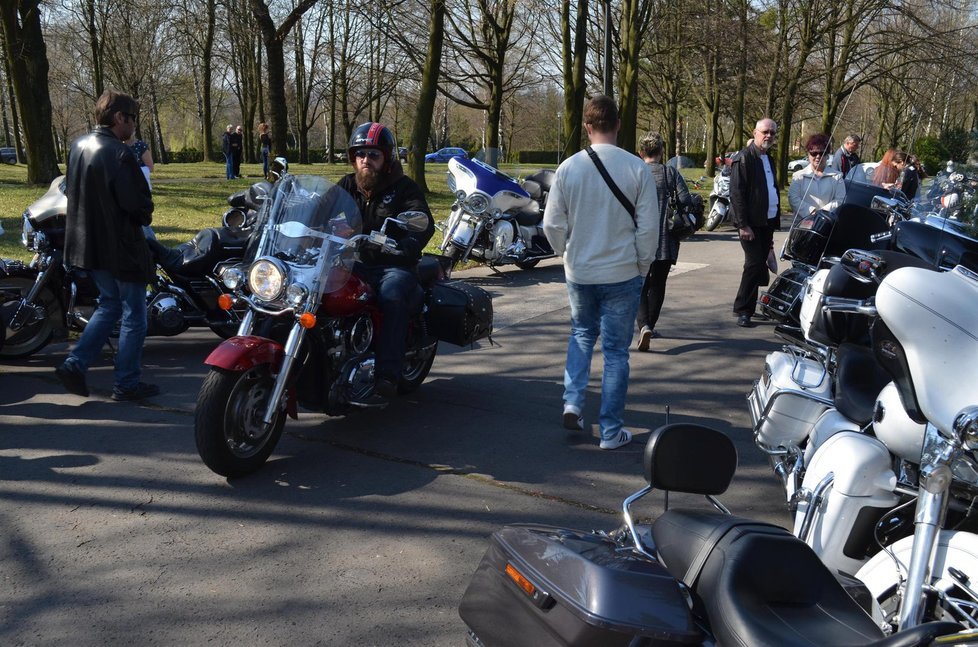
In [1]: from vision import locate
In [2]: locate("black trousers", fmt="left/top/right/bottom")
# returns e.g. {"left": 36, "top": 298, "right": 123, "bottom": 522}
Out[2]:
{"left": 733, "top": 224, "right": 774, "bottom": 316}
{"left": 637, "top": 259, "right": 672, "bottom": 330}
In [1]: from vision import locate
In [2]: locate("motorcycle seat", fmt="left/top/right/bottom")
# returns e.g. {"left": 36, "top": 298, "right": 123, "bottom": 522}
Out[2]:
{"left": 417, "top": 255, "right": 445, "bottom": 288}
{"left": 150, "top": 227, "right": 249, "bottom": 277}
{"left": 514, "top": 203, "right": 543, "bottom": 227}
{"left": 834, "top": 343, "right": 892, "bottom": 426}
{"left": 523, "top": 169, "right": 554, "bottom": 197}
{"left": 655, "top": 508, "right": 888, "bottom": 646}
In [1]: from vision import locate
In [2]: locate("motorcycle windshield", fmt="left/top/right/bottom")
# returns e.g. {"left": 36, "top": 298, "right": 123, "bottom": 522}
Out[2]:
{"left": 245, "top": 174, "right": 362, "bottom": 303}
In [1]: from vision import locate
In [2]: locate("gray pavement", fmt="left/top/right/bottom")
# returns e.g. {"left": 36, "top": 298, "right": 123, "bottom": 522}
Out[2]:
{"left": 1, "top": 227, "right": 790, "bottom": 646}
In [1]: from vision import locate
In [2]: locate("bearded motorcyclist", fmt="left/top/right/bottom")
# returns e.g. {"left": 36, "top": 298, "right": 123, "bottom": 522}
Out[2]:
{"left": 338, "top": 122, "right": 435, "bottom": 402}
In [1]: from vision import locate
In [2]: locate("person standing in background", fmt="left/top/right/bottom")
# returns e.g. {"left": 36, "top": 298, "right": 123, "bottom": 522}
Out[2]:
{"left": 127, "top": 134, "right": 154, "bottom": 191}
{"left": 231, "top": 125, "right": 244, "bottom": 177}
{"left": 832, "top": 135, "right": 862, "bottom": 178}
{"left": 258, "top": 122, "right": 272, "bottom": 179}
{"left": 221, "top": 124, "right": 235, "bottom": 180}
{"left": 730, "top": 117, "right": 781, "bottom": 328}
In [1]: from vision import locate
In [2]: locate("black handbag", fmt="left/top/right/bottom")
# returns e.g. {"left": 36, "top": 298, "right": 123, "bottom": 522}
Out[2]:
{"left": 666, "top": 167, "right": 703, "bottom": 240}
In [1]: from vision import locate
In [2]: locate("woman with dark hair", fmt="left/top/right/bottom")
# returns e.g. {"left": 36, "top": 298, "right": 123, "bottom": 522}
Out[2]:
{"left": 788, "top": 133, "right": 845, "bottom": 220}
{"left": 634, "top": 132, "right": 696, "bottom": 352}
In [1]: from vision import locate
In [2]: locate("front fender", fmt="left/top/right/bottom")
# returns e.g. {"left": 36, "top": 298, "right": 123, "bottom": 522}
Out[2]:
{"left": 204, "top": 335, "right": 285, "bottom": 372}
{"left": 204, "top": 335, "right": 298, "bottom": 419}
{"left": 856, "top": 530, "right": 978, "bottom": 624}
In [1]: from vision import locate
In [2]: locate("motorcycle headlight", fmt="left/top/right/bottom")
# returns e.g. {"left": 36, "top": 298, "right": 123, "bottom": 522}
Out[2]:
{"left": 285, "top": 282, "right": 308, "bottom": 306}
{"left": 248, "top": 258, "right": 287, "bottom": 302}
{"left": 465, "top": 193, "right": 490, "bottom": 215}
{"left": 221, "top": 267, "right": 246, "bottom": 290}
{"left": 446, "top": 172, "right": 457, "bottom": 193}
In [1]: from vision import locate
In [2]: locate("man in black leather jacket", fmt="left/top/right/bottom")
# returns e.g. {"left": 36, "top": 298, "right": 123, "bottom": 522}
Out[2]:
{"left": 338, "top": 122, "right": 434, "bottom": 401}
{"left": 730, "top": 118, "right": 781, "bottom": 328}
{"left": 55, "top": 90, "right": 157, "bottom": 401}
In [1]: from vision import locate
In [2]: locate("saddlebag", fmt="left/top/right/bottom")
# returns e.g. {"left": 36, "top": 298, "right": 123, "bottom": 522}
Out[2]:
{"left": 426, "top": 280, "right": 492, "bottom": 346}
{"left": 459, "top": 525, "right": 702, "bottom": 647}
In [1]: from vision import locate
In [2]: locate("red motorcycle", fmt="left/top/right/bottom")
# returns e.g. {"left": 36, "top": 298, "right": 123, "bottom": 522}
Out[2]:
{"left": 194, "top": 173, "right": 492, "bottom": 477}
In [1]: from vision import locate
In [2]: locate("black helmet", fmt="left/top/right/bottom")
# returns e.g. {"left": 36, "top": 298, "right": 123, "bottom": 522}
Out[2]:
{"left": 348, "top": 122, "right": 397, "bottom": 169}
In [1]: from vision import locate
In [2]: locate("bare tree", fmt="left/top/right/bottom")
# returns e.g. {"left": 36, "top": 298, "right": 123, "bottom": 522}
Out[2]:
{"left": 559, "top": 0, "right": 588, "bottom": 157}
{"left": 250, "top": 0, "right": 317, "bottom": 157}
{"left": 173, "top": 0, "right": 218, "bottom": 160}
{"left": 0, "top": 0, "right": 60, "bottom": 183}
{"left": 441, "top": 0, "right": 538, "bottom": 166}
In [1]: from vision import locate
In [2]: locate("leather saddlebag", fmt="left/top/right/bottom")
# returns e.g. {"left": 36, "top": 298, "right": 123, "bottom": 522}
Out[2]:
{"left": 426, "top": 280, "right": 492, "bottom": 346}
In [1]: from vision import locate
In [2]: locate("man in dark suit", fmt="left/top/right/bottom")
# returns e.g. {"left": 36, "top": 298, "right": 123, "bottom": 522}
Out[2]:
{"left": 729, "top": 118, "right": 780, "bottom": 328}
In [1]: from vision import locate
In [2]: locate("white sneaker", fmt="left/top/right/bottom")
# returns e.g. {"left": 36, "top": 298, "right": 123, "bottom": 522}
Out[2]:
{"left": 637, "top": 326, "right": 653, "bottom": 352}
{"left": 562, "top": 404, "right": 583, "bottom": 431}
{"left": 599, "top": 429, "right": 632, "bottom": 450}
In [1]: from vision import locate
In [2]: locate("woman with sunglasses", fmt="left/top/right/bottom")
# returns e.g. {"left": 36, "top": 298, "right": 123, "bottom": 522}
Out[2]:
{"left": 788, "top": 133, "right": 846, "bottom": 221}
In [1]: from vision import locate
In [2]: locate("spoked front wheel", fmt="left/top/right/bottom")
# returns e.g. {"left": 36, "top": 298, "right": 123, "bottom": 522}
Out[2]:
{"left": 0, "top": 277, "right": 59, "bottom": 359}
{"left": 194, "top": 365, "right": 286, "bottom": 478}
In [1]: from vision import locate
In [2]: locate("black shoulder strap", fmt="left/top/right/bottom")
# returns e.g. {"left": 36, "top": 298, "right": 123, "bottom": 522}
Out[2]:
{"left": 586, "top": 146, "right": 636, "bottom": 226}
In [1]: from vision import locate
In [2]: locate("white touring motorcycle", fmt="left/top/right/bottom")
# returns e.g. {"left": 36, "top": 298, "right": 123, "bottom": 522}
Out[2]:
{"left": 752, "top": 254, "right": 978, "bottom": 632}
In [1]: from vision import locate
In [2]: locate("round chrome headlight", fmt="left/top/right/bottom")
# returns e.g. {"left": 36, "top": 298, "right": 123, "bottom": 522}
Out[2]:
{"left": 285, "top": 282, "right": 308, "bottom": 306}
{"left": 222, "top": 267, "right": 246, "bottom": 290}
{"left": 248, "top": 258, "right": 287, "bottom": 301}
{"left": 464, "top": 193, "right": 490, "bottom": 215}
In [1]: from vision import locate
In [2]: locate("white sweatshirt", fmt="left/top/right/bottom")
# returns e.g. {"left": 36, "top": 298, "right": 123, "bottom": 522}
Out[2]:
{"left": 543, "top": 143, "right": 659, "bottom": 284}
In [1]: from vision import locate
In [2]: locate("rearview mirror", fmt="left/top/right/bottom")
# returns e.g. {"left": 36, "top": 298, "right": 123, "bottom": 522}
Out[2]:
{"left": 394, "top": 211, "right": 430, "bottom": 233}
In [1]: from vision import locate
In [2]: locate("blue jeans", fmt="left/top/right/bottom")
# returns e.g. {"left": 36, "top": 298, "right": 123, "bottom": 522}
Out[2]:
{"left": 563, "top": 276, "right": 642, "bottom": 440}
{"left": 357, "top": 265, "right": 422, "bottom": 381}
{"left": 64, "top": 270, "right": 148, "bottom": 390}
{"left": 225, "top": 153, "right": 234, "bottom": 179}
{"left": 262, "top": 148, "right": 270, "bottom": 177}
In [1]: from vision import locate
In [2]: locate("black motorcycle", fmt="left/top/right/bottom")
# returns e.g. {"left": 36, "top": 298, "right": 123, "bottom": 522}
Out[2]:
{"left": 761, "top": 182, "right": 978, "bottom": 325}
{"left": 459, "top": 424, "right": 967, "bottom": 646}
{"left": 0, "top": 177, "right": 269, "bottom": 359}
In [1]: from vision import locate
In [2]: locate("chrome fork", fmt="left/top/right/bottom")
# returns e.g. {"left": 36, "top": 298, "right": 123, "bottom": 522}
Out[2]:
{"left": 261, "top": 322, "right": 306, "bottom": 428}
{"left": 898, "top": 423, "right": 961, "bottom": 630}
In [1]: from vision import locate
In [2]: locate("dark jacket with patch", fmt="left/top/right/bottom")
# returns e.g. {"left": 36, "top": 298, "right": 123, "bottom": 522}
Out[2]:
{"left": 64, "top": 126, "right": 155, "bottom": 282}
{"left": 730, "top": 142, "right": 781, "bottom": 230}
{"left": 338, "top": 165, "right": 434, "bottom": 268}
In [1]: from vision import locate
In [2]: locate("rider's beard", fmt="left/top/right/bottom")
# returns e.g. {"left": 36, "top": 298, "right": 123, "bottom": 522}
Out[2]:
{"left": 357, "top": 166, "right": 382, "bottom": 193}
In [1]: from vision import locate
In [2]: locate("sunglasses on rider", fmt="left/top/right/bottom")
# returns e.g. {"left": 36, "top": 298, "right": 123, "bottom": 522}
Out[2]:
{"left": 808, "top": 150, "right": 825, "bottom": 157}
{"left": 354, "top": 149, "right": 383, "bottom": 161}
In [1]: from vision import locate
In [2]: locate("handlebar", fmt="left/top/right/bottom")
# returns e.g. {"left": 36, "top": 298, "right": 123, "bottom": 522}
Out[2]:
{"left": 821, "top": 296, "right": 878, "bottom": 317}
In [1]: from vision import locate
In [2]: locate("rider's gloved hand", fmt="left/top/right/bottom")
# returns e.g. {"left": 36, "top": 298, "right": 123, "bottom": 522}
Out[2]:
{"left": 396, "top": 237, "right": 421, "bottom": 259}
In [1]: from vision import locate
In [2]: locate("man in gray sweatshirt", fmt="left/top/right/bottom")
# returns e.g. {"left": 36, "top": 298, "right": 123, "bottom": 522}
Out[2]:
{"left": 543, "top": 95, "right": 659, "bottom": 450}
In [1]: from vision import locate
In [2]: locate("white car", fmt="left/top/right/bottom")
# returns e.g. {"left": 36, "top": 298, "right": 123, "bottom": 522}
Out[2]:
{"left": 787, "top": 158, "right": 808, "bottom": 173}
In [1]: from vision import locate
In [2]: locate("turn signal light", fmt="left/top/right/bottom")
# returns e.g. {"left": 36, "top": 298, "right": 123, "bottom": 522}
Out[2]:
{"left": 218, "top": 294, "right": 234, "bottom": 311}
{"left": 299, "top": 313, "right": 317, "bottom": 329}
{"left": 505, "top": 563, "right": 536, "bottom": 597}
{"left": 504, "top": 562, "right": 554, "bottom": 609}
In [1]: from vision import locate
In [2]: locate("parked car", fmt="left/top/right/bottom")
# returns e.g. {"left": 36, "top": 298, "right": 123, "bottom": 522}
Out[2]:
{"left": 424, "top": 147, "right": 467, "bottom": 163}
{"left": 398, "top": 147, "right": 408, "bottom": 162}
{"left": 0, "top": 147, "right": 17, "bottom": 164}
{"left": 787, "top": 157, "right": 808, "bottom": 173}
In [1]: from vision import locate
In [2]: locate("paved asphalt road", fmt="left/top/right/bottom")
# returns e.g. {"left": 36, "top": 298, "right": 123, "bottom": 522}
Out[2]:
{"left": 1, "top": 226, "right": 791, "bottom": 646}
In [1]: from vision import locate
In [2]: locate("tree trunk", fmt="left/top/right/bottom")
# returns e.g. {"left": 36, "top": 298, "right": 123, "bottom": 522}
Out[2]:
{"left": 201, "top": 0, "right": 216, "bottom": 161}
{"left": 408, "top": 0, "right": 445, "bottom": 192}
{"left": 250, "top": 0, "right": 317, "bottom": 158}
{"left": 560, "top": 0, "right": 588, "bottom": 158}
{"left": 0, "top": 1, "right": 60, "bottom": 183}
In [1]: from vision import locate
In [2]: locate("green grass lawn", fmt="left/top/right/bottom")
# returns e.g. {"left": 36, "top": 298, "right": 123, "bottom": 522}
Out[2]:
{"left": 0, "top": 159, "right": 719, "bottom": 264}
